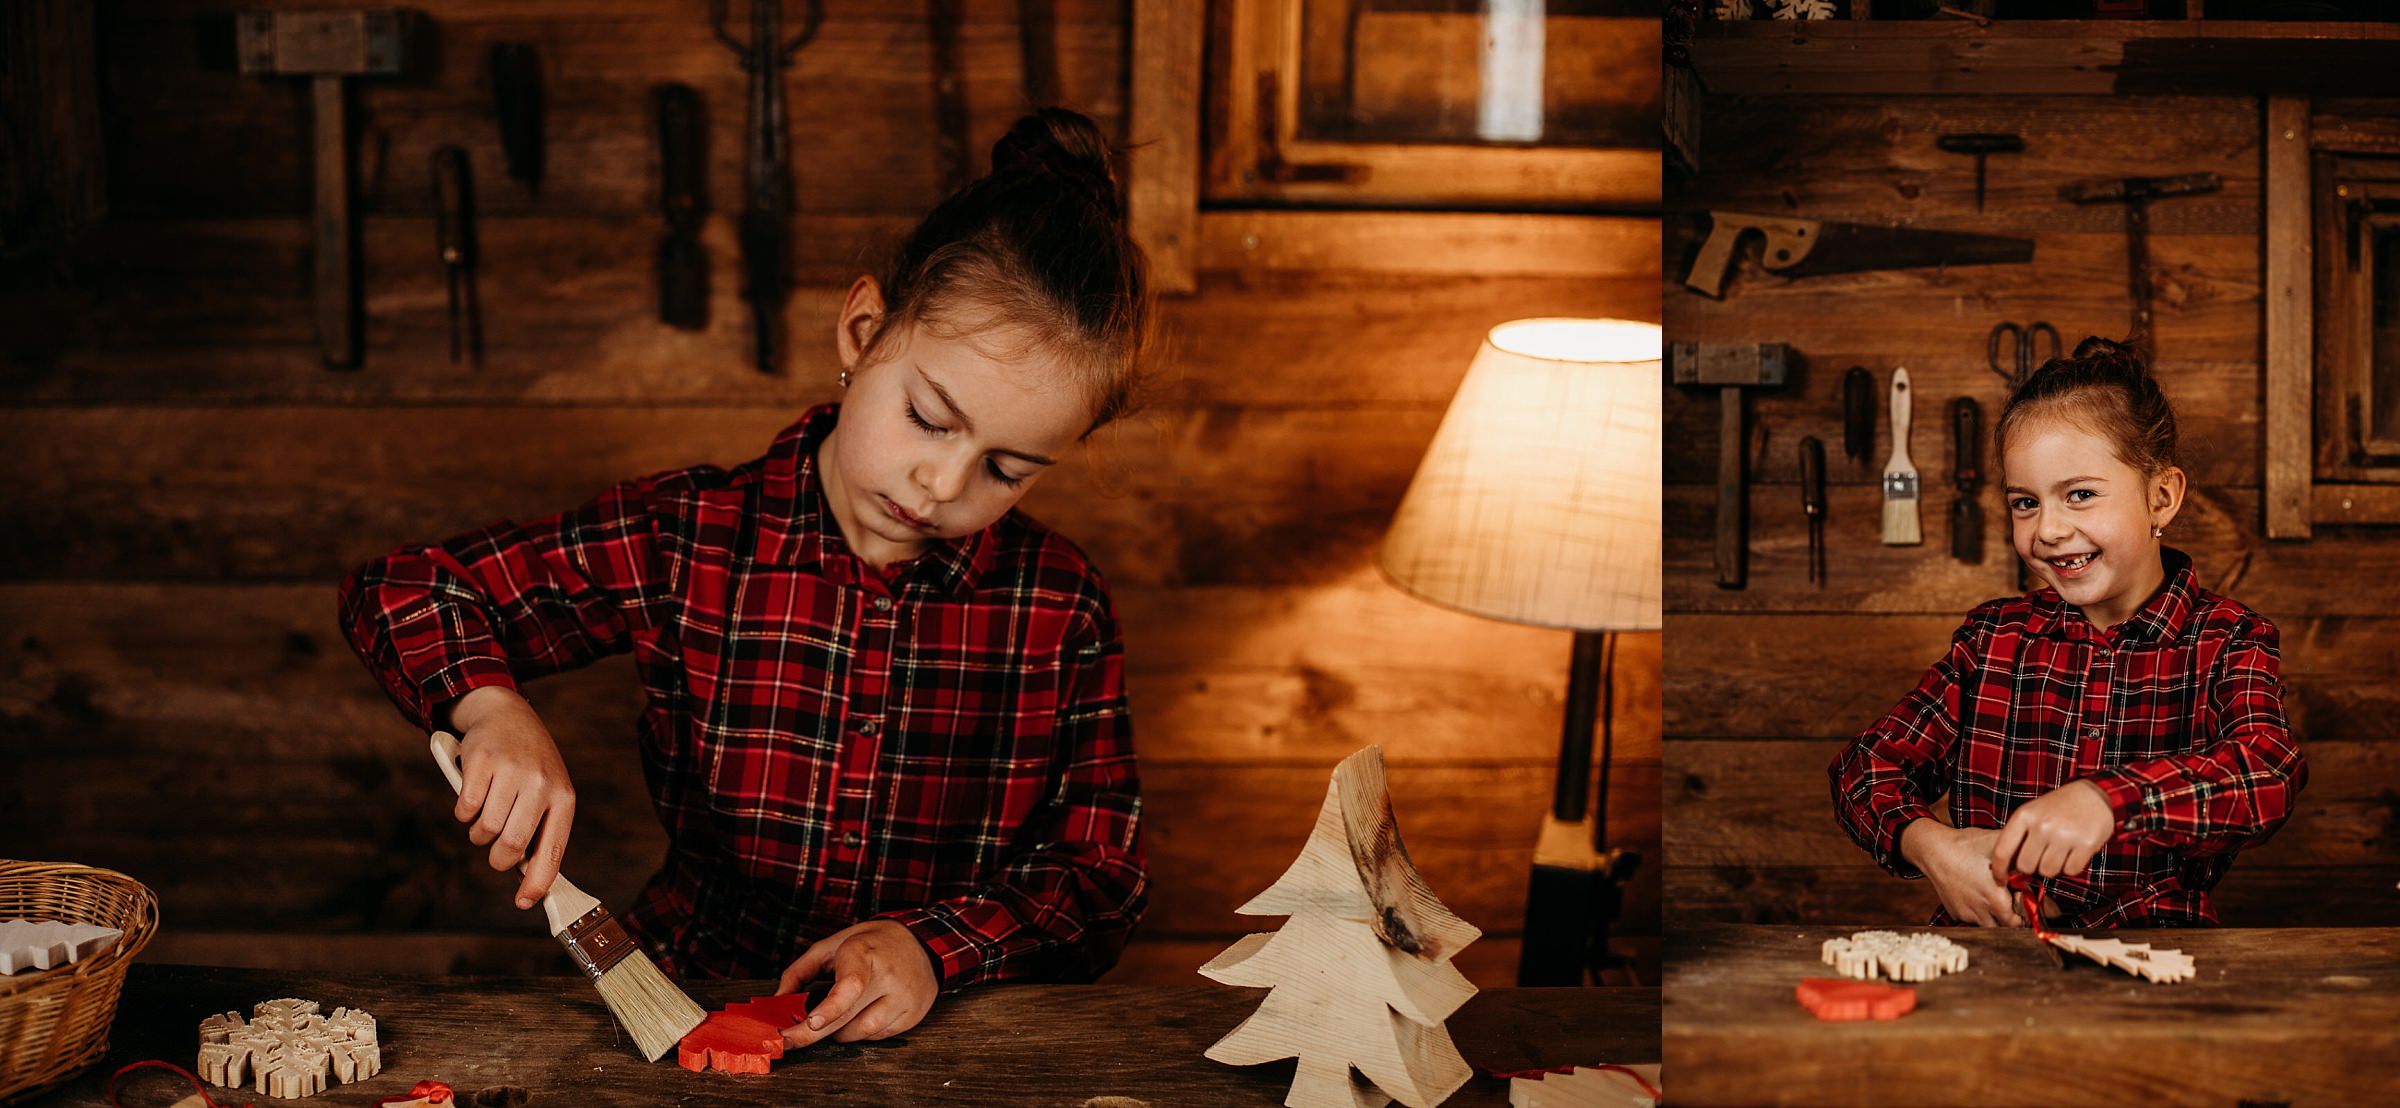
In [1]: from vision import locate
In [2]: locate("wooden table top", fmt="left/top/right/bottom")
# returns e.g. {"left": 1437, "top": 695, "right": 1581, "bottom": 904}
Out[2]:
{"left": 1666, "top": 923, "right": 2400, "bottom": 1106}
{"left": 25, "top": 965, "right": 1657, "bottom": 1106}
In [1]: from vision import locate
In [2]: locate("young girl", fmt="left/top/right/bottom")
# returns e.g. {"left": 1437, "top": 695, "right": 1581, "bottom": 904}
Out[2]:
{"left": 339, "top": 108, "right": 1152, "bottom": 1047}
{"left": 1831, "top": 338, "right": 2306, "bottom": 929}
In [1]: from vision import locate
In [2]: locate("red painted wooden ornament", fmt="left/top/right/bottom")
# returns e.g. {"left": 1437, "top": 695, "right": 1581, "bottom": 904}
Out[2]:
{"left": 724, "top": 993, "right": 812, "bottom": 1030}
{"left": 676, "top": 1012, "right": 786, "bottom": 1074}
{"left": 1794, "top": 977, "right": 1917, "bottom": 1021}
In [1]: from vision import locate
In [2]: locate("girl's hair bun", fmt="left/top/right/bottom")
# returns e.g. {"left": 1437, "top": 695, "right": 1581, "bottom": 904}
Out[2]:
{"left": 2067, "top": 335, "right": 2152, "bottom": 386}
{"left": 990, "top": 108, "right": 1121, "bottom": 216}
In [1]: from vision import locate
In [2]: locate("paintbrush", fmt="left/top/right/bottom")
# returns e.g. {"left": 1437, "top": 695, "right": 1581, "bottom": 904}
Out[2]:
{"left": 430, "top": 731, "right": 704, "bottom": 1061}
{"left": 1882, "top": 367, "right": 1922, "bottom": 546}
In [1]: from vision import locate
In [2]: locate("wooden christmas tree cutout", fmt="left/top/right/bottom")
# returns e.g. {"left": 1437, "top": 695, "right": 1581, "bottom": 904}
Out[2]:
{"left": 0, "top": 918, "right": 123, "bottom": 974}
{"left": 198, "top": 998, "right": 382, "bottom": 1099}
{"left": 1820, "top": 930, "right": 1969, "bottom": 983}
{"left": 1508, "top": 1064, "right": 1662, "bottom": 1108}
{"left": 2045, "top": 934, "right": 2198, "bottom": 984}
{"left": 1201, "top": 746, "right": 1482, "bottom": 1108}
{"left": 2009, "top": 875, "right": 2196, "bottom": 984}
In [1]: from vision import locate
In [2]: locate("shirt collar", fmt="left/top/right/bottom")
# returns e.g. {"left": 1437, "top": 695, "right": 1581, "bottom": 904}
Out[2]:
{"left": 2025, "top": 545, "right": 2198, "bottom": 643}
{"left": 758, "top": 402, "right": 993, "bottom": 597}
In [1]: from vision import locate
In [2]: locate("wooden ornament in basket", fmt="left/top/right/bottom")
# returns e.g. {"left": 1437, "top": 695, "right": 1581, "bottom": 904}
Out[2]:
{"left": 0, "top": 859, "right": 161, "bottom": 1102}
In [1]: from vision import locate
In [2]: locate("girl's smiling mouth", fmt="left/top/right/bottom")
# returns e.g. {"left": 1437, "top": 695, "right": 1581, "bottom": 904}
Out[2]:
{"left": 2048, "top": 551, "right": 2099, "bottom": 574}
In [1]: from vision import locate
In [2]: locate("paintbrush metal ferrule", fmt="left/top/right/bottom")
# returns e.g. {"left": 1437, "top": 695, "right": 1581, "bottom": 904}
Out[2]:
{"left": 557, "top": 904, "right": 638, "bottom": 981}
{"left": 1883, "top": 471, "right": 1918, "bottom": 499}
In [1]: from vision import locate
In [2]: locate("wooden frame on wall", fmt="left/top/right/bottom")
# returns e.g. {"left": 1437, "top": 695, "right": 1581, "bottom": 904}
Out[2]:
{"left": 1201, "top": 0, "right": 1659, "bottom": 212}
{"left": 2291, "top": 103, "right": 2400, "bottom": 527}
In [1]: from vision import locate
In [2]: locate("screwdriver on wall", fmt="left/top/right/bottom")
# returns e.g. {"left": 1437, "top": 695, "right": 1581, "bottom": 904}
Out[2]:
{"left": 1800, "top": 435, "right": 1827, "bottom": 586}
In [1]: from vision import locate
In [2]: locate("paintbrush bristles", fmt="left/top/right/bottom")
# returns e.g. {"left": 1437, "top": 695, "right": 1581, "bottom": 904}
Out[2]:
{"left": 591, "top": 948, "right": 708, "bottom": 1062}
{"left": 1882, "top": 474, "right": 1922, "bottom": 545}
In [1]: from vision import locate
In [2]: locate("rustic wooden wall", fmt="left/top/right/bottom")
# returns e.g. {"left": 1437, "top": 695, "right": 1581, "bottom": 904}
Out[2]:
{"left": 1664, "top": 92, "right": 2400, "bottom": 927}
{"left": 0, "top": 1, "right": 1661, "bottom": 987}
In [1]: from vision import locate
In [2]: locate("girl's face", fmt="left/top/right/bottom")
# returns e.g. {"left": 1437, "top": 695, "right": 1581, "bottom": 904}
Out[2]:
{"left": 2000, "top": 413, "right": 2186, "bottom": 631}
{"left": 817, "top": 278, "right": 1090, "bottom": 570}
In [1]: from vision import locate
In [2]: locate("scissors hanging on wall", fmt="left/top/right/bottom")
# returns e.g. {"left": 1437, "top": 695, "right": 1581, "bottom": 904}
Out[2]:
{"left": 1988, "top": 321, "right": 2061, "bottom": 394}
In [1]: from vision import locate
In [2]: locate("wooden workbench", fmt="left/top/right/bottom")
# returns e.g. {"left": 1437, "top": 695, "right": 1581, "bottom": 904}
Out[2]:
{"left": 22, "top": 965, "right": 1656, "bottom": 1106}
{"left": 1666, "top": 923, "right": 2400, "bottom": 1106}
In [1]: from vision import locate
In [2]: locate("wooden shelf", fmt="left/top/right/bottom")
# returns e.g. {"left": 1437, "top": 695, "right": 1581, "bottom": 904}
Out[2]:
{"left": 1689, "top": 20, "right": 2400, "bottom": 96}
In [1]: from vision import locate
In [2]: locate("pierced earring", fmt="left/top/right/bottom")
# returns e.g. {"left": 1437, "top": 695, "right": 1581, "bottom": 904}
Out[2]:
{"left": 838, "top": 366, "right": 852, "bottom": 388}
{"left": 2152, "top": 526, "right": 2163, "bottom": 537}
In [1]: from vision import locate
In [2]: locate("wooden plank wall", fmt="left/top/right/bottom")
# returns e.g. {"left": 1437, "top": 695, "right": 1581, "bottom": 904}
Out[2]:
{"left": 1664, "top": 92, "right": 2400, "bottom": 927}
{"left": 0, "top": 1, "right": 1662, "bottom": 987}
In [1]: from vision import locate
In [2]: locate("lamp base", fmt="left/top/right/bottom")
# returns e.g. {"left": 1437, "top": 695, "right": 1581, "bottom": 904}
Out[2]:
{"left": 1518, "top": 815, "right": 1642, "bottom": 986}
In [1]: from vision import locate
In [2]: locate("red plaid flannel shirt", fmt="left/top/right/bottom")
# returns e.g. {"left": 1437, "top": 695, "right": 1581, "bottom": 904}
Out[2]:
{"left": 1830, "top": 548, "right": 2305, "bottom": 927}
{"left": 339, "top": 404, "right": 1147, "bottom": 984}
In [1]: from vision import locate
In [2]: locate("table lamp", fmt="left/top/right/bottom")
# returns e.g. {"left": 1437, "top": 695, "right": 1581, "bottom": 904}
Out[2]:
{"left": 1376, "top": 317, "right": 1661, "bottom": 987}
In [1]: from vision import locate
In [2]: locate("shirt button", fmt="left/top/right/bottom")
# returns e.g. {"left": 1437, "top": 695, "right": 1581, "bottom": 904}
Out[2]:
{"left": 858, "top": 720, "right": 879, "bottom": 737}
{"left": 842, "top": 831, "right": 863, "bottom": 848}
{"left": 2086, "top": 726, "right": 2104, "bottom": 740}
{"left": 872, "top": 596, "right": 893, "bottom": 612}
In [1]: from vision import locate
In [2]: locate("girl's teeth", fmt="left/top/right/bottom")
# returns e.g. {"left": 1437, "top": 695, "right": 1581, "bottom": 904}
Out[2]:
{"left": 2052, "top": 553, "right": 2095, "bottom": 569}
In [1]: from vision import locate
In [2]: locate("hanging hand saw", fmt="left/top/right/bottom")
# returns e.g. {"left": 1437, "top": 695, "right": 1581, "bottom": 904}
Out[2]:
{"left": 1683, "top": 211, "right": 2034, "bottom": 299}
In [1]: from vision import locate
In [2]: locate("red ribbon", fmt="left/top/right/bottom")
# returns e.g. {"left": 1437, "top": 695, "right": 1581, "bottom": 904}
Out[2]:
{"left": 2007, "top": 872, "right": 2058, "bottom": 940}
{"left": 105, "top": 1060, "right": 254, "bottom": 1108}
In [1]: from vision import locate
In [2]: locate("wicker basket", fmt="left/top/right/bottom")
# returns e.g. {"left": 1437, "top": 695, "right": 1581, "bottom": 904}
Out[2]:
{"left": 0, "top": 860, "right": 159, "bottom": 1104}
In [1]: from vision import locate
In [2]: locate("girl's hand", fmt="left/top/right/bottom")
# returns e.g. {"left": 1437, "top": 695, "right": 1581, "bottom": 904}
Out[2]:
{"left": 447, "top": 685, "right": 577, "bottom": 910}
{"left": 1990, "top": 779, "right": 2115, "bottom": 883}
{"left": 1901, "top": 820, "right": 2025, "bottom": 927}
{"left": 775, "top": 920, "right": 939, "bottom": 1047}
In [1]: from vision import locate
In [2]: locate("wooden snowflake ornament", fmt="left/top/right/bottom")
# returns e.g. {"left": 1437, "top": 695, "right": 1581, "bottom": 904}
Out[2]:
{"left": 1201, "top": 746, "right": 1482, "bottom": 1108}
{"left": 1820, "top": 931, "right": 1970, "bottom": 983}
{"left": 199, "top": 999, "right": 381, "bottom": 1099}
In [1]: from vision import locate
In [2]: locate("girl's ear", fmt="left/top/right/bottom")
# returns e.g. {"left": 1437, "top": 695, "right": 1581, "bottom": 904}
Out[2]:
{"left": 2150, "top": 466, "right": 2187, "bottom": 531}
{"left": 835, "top": 276, "right": 887, "bottom": 368}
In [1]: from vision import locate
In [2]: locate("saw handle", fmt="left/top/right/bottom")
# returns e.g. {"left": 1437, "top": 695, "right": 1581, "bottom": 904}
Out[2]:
{"left": 1685, "top": 212, "right": 1818, "bottom": 298}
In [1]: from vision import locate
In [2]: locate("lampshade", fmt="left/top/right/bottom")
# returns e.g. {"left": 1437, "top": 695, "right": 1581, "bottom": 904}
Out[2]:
{"left": 1377, "top": 318, "right": 1661, "bottom": 633}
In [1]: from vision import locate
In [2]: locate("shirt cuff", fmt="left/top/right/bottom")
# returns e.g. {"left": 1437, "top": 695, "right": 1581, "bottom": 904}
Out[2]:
{"left": 1876, "top": 802, "right": 1939, "bottom": 880}
{"left": 2076, "top": 768, "right": 2157, "bottom": 835}
{"left": 417, "top": 656, "right": 518, "bottom": 733}
{"left": 876, "top": 901, "right": 1000, "bottom": 992}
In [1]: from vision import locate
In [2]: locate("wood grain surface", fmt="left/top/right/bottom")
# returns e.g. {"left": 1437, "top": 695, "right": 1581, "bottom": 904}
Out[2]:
{"left": 1666, "top": 924, "right": 2400, "bottom": 1106}
{"left": 19, "top": 966, "right": 1658, "bottom": 1107}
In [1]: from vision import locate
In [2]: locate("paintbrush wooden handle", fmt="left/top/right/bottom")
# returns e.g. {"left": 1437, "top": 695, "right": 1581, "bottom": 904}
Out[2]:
{"left": 429, "top": 730, "right": 601, "bottom": 931}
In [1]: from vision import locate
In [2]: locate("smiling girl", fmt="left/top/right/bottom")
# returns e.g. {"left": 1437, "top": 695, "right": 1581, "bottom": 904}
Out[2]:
{"left": 1830, "top": 337, "right": 2306, "bottom": 929}
{"left": 340, "top": 108, "right": 1151, "bottom": 1047}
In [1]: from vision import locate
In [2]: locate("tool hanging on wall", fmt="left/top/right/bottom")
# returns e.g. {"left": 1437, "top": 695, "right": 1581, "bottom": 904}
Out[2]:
{"left": 1987, "top": 320, "right": 2060, "bottom": 393}
{"left": 930, "top": 0, "right": 974, "bottom": 193}
{"left": 489, "top": 43, "right": 544, "bottom": 192}
{"left": 1841, "top": 366, "right": 1876, "bottom": 466}
{"left": 655, "top": 83, "right": 709, "bottom": 331}
{"left": 432, "top": 146, "right": 482, "bottom": 366}
{"left": 1670, "top": 342, "right": 1791, "bottom": 590}
{"left": 1017, "top": 0, "right": 1062, "bottom": 108}
{"left": 2060, "top": 173, "right": 2221, "bottom": 359}
{"left": 1882, "top": 368, "right": 1920, "bottom": 547}
{"left": 1935, "top": 133, "right": 2023, "bottom": 213}
{"left": 1950, "top": 398, "right": 1981, "bottom": 563}
{"left": 1800, "top": 435, "right": 1827, "bottom": 586}
{"left": 712, "top": 0, "right": 825, "bottom": 374}
{"left": 236, "top": 9, "right": 416, "bottom": 369}
{"left": 1682, "top": 211, "right": 2034, "bottom": 299}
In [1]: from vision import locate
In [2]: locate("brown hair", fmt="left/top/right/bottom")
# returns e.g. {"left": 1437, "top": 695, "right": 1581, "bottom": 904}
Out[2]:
{"left": 1995, "top": 336, "right": 2179, "bottom": 476}
{"left": 856, "top": 108, "right": 1154, "bottom": 439}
